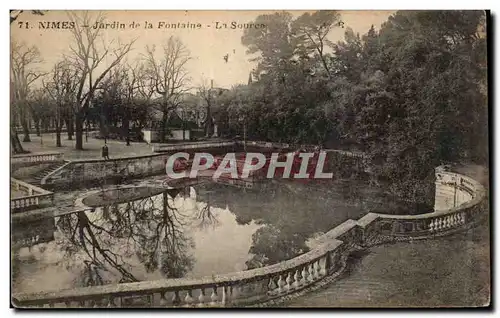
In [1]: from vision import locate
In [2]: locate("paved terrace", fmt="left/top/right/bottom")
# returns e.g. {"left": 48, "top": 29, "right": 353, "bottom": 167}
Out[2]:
{"left": 18, "top": 133, "right": 228, "bottom": 160}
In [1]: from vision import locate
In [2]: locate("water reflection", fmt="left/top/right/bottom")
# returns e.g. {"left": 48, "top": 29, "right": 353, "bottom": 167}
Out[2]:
{"left": 13, "top": 179, "right": 408, "bottom": 294}
{"left": 56, "top": 191, "right": 194, "bottom": 284}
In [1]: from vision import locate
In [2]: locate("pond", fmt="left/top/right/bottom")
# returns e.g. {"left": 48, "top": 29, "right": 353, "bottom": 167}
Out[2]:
{"left": 12, "top": 178, "right": 411, "bottom": 294}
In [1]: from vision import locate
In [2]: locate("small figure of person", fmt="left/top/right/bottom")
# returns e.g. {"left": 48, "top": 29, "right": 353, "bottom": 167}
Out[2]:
{"left": 102, "top": 143, "right": 110, "bottom": 160}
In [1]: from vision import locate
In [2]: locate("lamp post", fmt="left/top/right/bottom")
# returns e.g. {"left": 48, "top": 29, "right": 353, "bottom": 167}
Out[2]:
{"left": 181, "top": 108, "right": 186, "bottom": 141}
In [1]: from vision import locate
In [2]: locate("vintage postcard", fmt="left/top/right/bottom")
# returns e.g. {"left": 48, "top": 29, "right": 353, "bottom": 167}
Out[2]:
{"left": 10, "top": 10, "right": 490, "bottom": 308}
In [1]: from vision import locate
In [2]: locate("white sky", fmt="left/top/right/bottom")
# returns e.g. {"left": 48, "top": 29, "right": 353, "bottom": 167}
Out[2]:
{"left": 11, "top": 10, "right": 395, "bottom": 89}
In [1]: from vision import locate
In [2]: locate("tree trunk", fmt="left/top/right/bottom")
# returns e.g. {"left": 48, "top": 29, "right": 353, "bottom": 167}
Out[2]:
{"left": 205, "top": 106, "right": 212, "bottom": 137}
{"left": 10, "top": 127, "right": 25, "bottom": 154}
{"left": 55, "top": 118, "right": 62, "bottom": 147}
{"left": 20, "top": 117, "right": 31, "bottom": 142}
{"left": 123, "top": 114, "right": 130, "bottom": 146}
{"left": 34, "top": 118, "right": 41, "bottom": 136}
{"left": 65, "top": 116, "right": 74, "bottom": 140}
{"left": 160, "top": 110, "right": 168, "bottom": 143}
{"left": 75, "top": 113, "right": 84, "bottom": 150}
{"left": 44, "top": 119, "right": 50, "bottom": 133}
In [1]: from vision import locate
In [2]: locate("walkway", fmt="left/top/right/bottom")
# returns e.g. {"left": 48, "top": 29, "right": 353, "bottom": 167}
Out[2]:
{"left": 11, "top": 188, "right": 27, "bottom": 199}
{"left": 282, "top": 164, "right": 490, "bottom": 307}
{"left": 18, "top": 133, "right": 228, "bottom": 161}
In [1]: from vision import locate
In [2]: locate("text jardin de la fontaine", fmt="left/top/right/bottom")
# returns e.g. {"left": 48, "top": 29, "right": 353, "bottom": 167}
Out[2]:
{"left": 92, "top": 20, "right": 267, "bottom": 30}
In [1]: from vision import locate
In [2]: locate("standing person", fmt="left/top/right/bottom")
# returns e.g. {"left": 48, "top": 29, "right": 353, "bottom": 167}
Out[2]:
{"left": 102, "top": 143, "right": 110, "bottom": 160}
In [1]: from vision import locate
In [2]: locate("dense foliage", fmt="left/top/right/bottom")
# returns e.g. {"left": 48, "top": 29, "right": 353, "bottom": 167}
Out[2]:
{"left": 213, "top": 10, "right": 487, "bottom": 203}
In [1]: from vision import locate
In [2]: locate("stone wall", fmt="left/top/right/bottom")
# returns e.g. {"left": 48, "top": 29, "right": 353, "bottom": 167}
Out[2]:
{"left": 42, "top": 153, "right": 170, "bottom": 190}
{"left": 434, "top": 166, "right": 476, "bottom": 211}
{"left": 41, "top": 141, "right": 364, "bottom": 190}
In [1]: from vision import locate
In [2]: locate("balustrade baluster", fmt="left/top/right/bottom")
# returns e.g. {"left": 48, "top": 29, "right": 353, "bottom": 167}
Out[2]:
{"left": 277, "top": 275, "right": 284, "bottom": 293}
{"left": 285, "top": 272, "right": 293, "bottom": 292}
{"left": 320, "top": 256, "right": 328, "bottom": 276}
{"left": 221, "top": 286, "right": 227, "bottom": 306}
{"left": 430, "top": 219, "right": 436, "bottom": 231}
{"left": 172, "top": 291, "right": 181, "bottom": 307}
{"left": 268, "top": 277, "right": 276, "bottom": 293}
{"left": 301, "top": 267, "right": 308, "bottom": 285}
{"left": 210, "top": 287, "right": 218, "bottom": 306}
{"left": 230, "top": 285, "right": 239, "bottom": 304}
{"left": 107, "top": 297, "right": 115, "bottom": 307}
{"left": 198, "top": 288, "right": 205, "bottom": 307}
{"left": 293, "top": 270, "right": 301, "bottom": 289}
{"left": 159, "top": 292, "right": 168, "bottom": 306}
{"left": 64, "top": 301, "right": 72, "bottom": 308}
{"left": 184, "top": 290, "right": 194, "bottom": 307}
{"left": 308, "top": 263, "right": 315, "bottom": 281}
{"left": 315, "top": 260, "right": 322, "bottom": 278}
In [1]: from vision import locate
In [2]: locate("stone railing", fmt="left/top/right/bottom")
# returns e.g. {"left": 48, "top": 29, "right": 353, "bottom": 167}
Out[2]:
{"left": 12, "top": 165, "right": 487, "bottom": 308}
{"left": 40, "top": 141, "right": 361, "bottom": 190}
{"left": 153, "top": 141, "right": 235, "bottom": 153}
{"left": 11, "top": 178, "right": 54, "bottom": 212}
{"left": 11, "top": 152, "right": 64, "bottom": 165}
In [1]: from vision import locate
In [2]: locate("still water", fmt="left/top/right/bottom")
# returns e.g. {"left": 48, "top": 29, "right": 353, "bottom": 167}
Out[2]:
{"left": 12, "top": 179, "right": 407, "bottom": 294}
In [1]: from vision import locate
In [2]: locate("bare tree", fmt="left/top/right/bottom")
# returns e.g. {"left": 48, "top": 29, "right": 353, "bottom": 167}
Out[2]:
{"left": 197, "top": 78, "right": 215, "bottom": 137}
{"left": 66, "top": 11, "right": 135, "bottom": 150}
{"left": 10, "top": 10, "right": 46, "bottom": 154}
{"left": 142, "top": 36, "right": 192, "bottom": 143}
{"left": 43, "top": 59, "right": 80, "bottom": 147}
{"left": 120, "top": 62, "right": 153, "bottom": 145}
{"left": 11, "top": 41, "right": 45, "bottom": 142}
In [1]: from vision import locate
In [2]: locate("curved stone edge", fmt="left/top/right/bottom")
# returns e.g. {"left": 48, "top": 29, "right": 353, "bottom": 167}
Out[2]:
{"left": 12, "top": 165, "right": 488, "bottom": 308}
{"left": 74, "top": 185, "right": 171, "bottom": 209}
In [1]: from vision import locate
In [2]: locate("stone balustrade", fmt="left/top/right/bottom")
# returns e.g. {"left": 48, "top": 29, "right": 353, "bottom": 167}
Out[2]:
{"left": 11, "top": 178, "right": 54, "bottom": 212}
{"left": 11, "top": 152, "right": 64, "bottom": 165}
{"left": 12, "top": 165, "right": 487, "bottom": 308}
{"left": 153, "top": 141, "right": 236, "bottom": 153}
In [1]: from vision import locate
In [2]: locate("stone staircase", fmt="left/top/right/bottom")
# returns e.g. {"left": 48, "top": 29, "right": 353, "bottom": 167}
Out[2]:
{"left": 28, "top": 161, "right": 67, "bottom": 187}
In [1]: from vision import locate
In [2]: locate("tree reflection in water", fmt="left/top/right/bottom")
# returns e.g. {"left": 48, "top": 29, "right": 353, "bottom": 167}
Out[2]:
{"left": 56, "top": 189, "right": 197, "bottom": 287}
{"left": 192, "top": 191, "right": 220, "bottom": 230}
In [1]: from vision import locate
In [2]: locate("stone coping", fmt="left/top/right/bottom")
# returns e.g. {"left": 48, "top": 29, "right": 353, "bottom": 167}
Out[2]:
{"left": 11, "top": 151, "right": 63, "bottom": 159}
{"left": 12, "top": 165, "right": 487, "bottom": 304}
{"left": 74, "top": 185, "right": 170, "bottom": 209}
{"left": 11, "top": 178, "right": 53, "bottom": 198}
